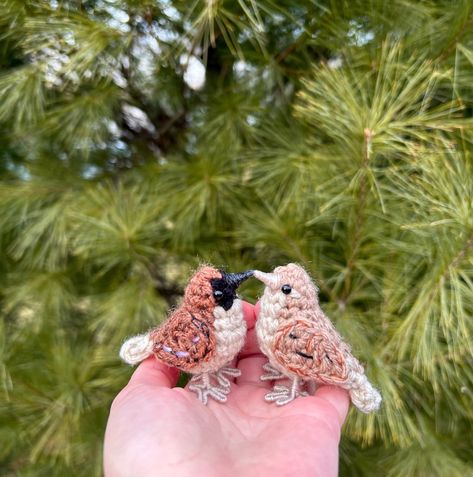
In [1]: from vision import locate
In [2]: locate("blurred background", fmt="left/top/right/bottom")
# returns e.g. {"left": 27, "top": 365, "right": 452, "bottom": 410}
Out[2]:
{"left": 1, "top": 0, "right": 473, "bottom": 476}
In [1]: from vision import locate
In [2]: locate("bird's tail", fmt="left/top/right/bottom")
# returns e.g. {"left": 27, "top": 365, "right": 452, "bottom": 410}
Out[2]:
{"left": 119, "top": 332, "right": 154, "bottom": 365}
{"left": 348, "top": 372, "right": 382, "bottom": 414}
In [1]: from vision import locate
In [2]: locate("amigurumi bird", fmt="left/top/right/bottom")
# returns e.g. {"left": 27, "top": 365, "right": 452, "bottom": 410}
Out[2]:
{"left": 254, "top": 264, "right": 381, "bottom": 413}
{"left": 120, "top": 266, "right": 253, "bottom": 404}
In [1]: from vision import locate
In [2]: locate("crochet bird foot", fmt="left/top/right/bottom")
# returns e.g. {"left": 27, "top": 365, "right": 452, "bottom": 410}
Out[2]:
{"left": 216, "top": 366, "right": 241, "bottom": 390}
{"left": 260, "top": 362, "right": 286, "bottom": 381}
{"left": 189, "top": 372, "right": 230, "bottom": 405}
{"left": 265, "top": 378, "right": 308, "bottom": 406}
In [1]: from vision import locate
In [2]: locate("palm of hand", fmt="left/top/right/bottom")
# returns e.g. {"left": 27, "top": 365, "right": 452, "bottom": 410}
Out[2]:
{"left": 104, "top": 303, "right": 349, "bottom": 477}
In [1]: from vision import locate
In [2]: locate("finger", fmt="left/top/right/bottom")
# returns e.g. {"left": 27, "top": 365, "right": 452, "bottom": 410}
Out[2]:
{"left": 239, "top": 328, "right": 260, "bottom": 358}
{"left": 314, "top": 385, "right": 350, "bottom": 427}
{"left": 242, "top": 300, "right": 256, "bottom": 330}
{"left": 236, "top": 355, "right": 272, "bottom": 389}
{"left": 254, "top": 300, "right": 261, "bottom": 319}
{"left": 128, "top": 356, "right": 180, "bottom": 388}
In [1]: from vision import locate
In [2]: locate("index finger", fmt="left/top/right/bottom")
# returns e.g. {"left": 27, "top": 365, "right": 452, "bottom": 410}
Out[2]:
{"left": 242, "top": 300, "right": 256, "bottom": 329}
{"left": 127, "top": 356, "right": 180, "bottom": 388}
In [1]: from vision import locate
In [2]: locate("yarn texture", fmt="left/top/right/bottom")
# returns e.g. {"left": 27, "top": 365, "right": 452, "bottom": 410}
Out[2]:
{"left": 119, "top": 333, "right": 154, "bottom": 365}
{"left": 255, "top": 263, "right": 382, "bottom": 413}
{"left": 120, "top": 266, "right": 252, "bottom": 405}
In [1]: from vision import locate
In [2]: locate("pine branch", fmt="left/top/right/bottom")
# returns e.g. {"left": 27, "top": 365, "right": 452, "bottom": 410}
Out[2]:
{"left": 392, "top": 229, "right": 473, "bottom": 367}
{"left": 437, "top": 12, "right": 473, "bottom": 63}
{"left": 2, "top": 2, "right": 473, "bottom": 475}
{"left": 341, "top": 128, "right": 373, "bottom": 303}
{"left": 275, "top": 17, "right": 319, "bottom": 64}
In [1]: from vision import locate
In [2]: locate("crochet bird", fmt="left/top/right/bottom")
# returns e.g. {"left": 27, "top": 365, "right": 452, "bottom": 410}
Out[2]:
{"left": 254, "top": 264, "right": 381, "bottom": 413}
{"left": 120, "top": 266, "right": 253, "bottom": 404}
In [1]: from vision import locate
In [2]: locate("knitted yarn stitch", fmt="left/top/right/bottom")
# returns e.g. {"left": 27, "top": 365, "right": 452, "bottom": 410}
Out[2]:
{"left": 120, "top": 265, "right": 249, "bottom": 405}
{"left": 255, "top": 264, "right": 381, "bottom": 413}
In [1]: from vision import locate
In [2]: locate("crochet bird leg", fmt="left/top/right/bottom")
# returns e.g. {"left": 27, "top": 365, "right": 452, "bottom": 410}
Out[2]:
{"left": 265, "top": 377, "right": 309, "bottom": 406}
{"left": 215, "top": 366, "right": 241, "bottom": 390}
{"left": 188, "top": 372, "right": 229, "bottom": 405}
{"left": 260, "top": 361, "right": 286, "bottom": 381}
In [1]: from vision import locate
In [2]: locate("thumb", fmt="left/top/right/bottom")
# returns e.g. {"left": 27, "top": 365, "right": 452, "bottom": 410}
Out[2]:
{"left": 314, "top": 385, "right": 350, "bottom": 427}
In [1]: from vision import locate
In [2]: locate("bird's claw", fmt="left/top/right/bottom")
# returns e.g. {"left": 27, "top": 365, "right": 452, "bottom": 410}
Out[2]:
{"left": 216, "top": 366, "right": 241, "bottom": 389}
{"left": 260, "top": 362, "right": 286, "bottom": 381}
{"left": 189, "top": 369, "right": 239, "bottom": 404}
{"left": 189, "top": 381, "right": 228, "bottom": 405}
{"left": 265, "top": 379, "right": 308, "bottom": 406}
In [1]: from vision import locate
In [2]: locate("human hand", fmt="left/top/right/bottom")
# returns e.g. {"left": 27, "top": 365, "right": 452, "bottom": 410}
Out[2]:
{"left": 104, "top": 301, "right": 349, "bottom": 477}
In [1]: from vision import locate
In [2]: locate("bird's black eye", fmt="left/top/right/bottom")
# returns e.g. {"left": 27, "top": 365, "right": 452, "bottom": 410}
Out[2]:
{"left": 281, "top": 284, "right": 292, "bottom": 295}
{"left": 213, "top": 290, "right": 223, "bottom": 300}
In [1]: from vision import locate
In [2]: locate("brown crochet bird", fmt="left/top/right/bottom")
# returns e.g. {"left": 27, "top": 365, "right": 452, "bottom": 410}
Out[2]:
{"left": 254, "top": 264, "right": 381, "bottom": 413}
{"left": 120, "top": 266, "right": 253, "bottom": 404}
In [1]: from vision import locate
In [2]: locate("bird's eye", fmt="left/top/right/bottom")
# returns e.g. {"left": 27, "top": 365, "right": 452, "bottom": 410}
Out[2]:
{"left": 281, "top": 284, "right": 292, "bottom": 295}
{"left": 213, "top": 290, "right": 224, "bottom": 300}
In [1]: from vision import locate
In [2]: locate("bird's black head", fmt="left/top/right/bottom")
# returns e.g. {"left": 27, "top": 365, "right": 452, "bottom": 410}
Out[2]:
{"left": 210, "top": 270, "right": 254, "bottom": 311}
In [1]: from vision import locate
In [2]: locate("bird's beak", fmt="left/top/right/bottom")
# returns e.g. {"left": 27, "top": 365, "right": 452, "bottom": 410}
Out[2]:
{"left": 253, "top": 270, "right": 278, "bottom": 288}
{"left": 224, "top": 270, "right": 254, "bottom": 289}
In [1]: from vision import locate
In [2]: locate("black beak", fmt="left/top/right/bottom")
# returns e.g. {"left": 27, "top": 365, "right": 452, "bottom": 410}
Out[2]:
{"left": 223, "top": 270, "right": 254, "bottom": 289}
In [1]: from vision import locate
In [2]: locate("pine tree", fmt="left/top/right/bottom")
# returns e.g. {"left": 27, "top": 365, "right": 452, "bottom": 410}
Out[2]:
{"left": 1, "top": 1, "right": 473, "bottom": 475}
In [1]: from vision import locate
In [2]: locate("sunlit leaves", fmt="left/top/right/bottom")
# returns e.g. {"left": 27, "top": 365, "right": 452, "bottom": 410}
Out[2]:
{"left": 295, "top": 42, "right": 464, "bottom": 160}
{"left": 0, "top": 65, "right": 45, "bottom": 129}
{"left": 0, "top": 182, "right": 74, "bottom": 270}
{"left": 5, "top": 339, "right": 124, "bottom": 471}
{"left": 4, "top": 271, "right": 75, "bottom": 328}
{"left": 43, "top": 82, "right": 122, "bottom": 149}
{"left": 383, "top": 424, "right": 472, "bottom": 477}
{"left": 384, "top": 148, "right": 473, "bottom": 374}
{"left": 156, "top": 153, "right": 246, "bottom": 246}
{"left": 72, "top": 182, "right": 164, "bottom": 271}
{"left": 199, "top": 88, "right": 262, "bottom": 149}
{"left": 91, "top": 272, "right": 169, "bottom": 343}
{"left": 248, "top": 120, "right": 324, "bottom": 213}
{"left": 20, "top": 10, "right": 132, "bottom": 77}
{"left": 183, "top": 0, "right": 267, "bottom": 58}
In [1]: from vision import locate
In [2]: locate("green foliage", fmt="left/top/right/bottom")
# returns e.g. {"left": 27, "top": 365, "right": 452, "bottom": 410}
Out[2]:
{"left": 1, "top": 1, "right": 473, "bottom": 475}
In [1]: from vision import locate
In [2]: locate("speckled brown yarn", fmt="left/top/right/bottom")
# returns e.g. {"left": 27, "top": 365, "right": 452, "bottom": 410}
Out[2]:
{"left": 149, "top": 266, "right": 220, "bottom": 370}
{"left": 273, "top": 319, "right": 352, "bottom": 384}
{"left": 182, "top": 266, "right": 221, "bottom": 315}
{"left": 255, "top": 263, "right": 382, "bottom": 413}
{"left": 150, "top": 309, "right": 215, "bottom": 371}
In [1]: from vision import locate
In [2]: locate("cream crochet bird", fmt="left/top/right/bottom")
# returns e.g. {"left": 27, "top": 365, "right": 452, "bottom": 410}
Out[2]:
{"left": 254, "top": 264, "right": 381, "bottom": 413}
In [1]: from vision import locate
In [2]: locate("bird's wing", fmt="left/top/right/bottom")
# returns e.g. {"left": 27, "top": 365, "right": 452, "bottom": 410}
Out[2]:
{"left": 150, "top": 309, "right": 216, "bottom": 372}
{"left": 272, "top": 319, "right": 351, "bottom": 384}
